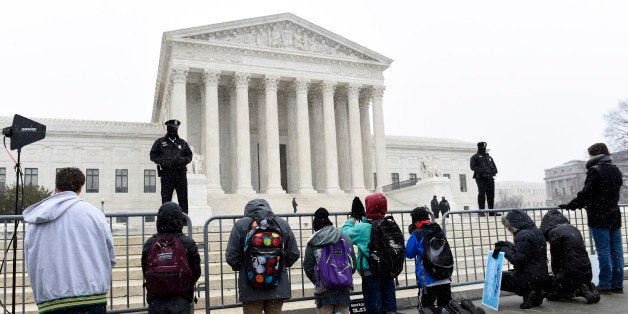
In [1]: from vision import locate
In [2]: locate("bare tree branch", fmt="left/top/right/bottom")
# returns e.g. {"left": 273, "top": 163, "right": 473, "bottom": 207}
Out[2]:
{"left": 604, "top": 100, "right": 628, "bottom": 151}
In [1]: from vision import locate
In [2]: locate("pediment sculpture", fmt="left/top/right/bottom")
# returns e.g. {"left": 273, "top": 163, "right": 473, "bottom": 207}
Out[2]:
{"left": 183, "top": 21, "right": 377, "bottom": 61}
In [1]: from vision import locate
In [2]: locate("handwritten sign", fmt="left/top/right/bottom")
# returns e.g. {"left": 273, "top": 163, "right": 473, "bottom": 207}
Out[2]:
{"left": 482, "top": 251, "right": 504, "bottom": 311}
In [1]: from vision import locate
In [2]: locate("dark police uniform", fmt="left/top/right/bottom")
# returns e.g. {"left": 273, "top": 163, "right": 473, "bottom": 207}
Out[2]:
{"left": 150, "top": 120, "right": 193, "bottom": 214}
{"left": 470, "top": 141, "right": 498, "bottom": 215}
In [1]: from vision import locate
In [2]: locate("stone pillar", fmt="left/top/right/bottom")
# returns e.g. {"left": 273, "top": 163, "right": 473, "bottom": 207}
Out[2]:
{"left": 309, "top": 89, "right": 325, "bottom": 191}
{"left": 256, "top": 87, "right": 267, "bottom": 193}
{"left": 321, "top": 81, "right": 341, "bottom": 193}
{"left": 229, "top": 85, "right": 237, "bottom": 193}
{"left": 234, "top": 72, "right": 254, "bottom": 194}
{"left": 264, "top": 75, "right": 283, "bottom": 193}
{"left": 359, "top": 92, "right": 374, "bottom": 191}
{"left": 295, "top": 78, "right": 315, "bottom": 193}
{"left": 286, "top": 89, "right": 299, "bottom": 192}
{"left": 347, "top": 84, "right": 366, "bottom": 193}
{"left": 371, "top": 86, "right": 389, "bottom": 189}
{"left": 170, "top": 66, "right": 188, "bottom": 140}
{"left": 202, "top": 69, "right": 223, "bottom": 193}
{"left": 335, "top": 90, "right": 351, "bottom": 191}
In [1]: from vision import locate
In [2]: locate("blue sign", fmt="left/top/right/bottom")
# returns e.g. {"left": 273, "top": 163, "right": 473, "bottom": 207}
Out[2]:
{"left": 482, "top": 251, "right": 504, "bottom": 311}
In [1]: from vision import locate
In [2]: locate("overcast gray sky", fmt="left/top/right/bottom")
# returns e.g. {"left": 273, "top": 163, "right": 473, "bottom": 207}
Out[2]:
{"left": 1, "top": 0, "right": 627, "bottom": 182}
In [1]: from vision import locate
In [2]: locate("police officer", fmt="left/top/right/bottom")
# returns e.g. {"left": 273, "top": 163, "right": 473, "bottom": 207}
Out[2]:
{"left": 150, "top": 120, "right": 193, "bottom": 214}
{"left": 470, "top": 141, "right": 499, "bottom": 217}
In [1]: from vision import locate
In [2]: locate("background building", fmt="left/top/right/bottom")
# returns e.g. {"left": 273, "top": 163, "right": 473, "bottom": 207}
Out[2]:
{"left": 495, "top": 181, "right": 546, "bottom": 208}
{"left": 545, "top": 150, "right": 628, "bottom": 205}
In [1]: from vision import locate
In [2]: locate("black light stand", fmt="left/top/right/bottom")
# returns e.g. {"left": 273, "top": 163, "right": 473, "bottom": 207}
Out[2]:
{"left": 10, "top": 149, "right": 21, "bottom": 314}
{"left": 2, "top": 114, "right": 46, "bottom": 314}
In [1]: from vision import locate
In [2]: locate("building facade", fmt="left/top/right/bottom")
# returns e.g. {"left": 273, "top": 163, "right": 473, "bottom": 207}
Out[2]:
{"left": 495, "top": 181, "right": 546, "bottom": 208}
{"left": 152, "top": 13, "right": 393, "bottom": 195}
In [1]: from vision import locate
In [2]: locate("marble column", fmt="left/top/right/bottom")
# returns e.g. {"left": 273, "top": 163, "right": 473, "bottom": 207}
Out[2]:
{"left": 202, "top": 69, "right": 223, "bottom": 193}
{"left": 335, "top": 90, "right": 351, "bottom": 191}
{"left": 256, "top": 87, "right": 267, "bottom": 193}
{"left": 295, "top": 78, "right": 315, "bottom": 193}
{"left": 359, "top": 92, "right": 374, "bottom": 191}
{"left": 286, "top": 89, "right": 299, "bottom": 192}
{"left": 371, "top": 86, "right": 389, "bottom": 189}
{"left": 229, "top": 85, "right": 237, "bottom": 193}
{"left": 264, "top": 75, "right": 283, "bottom": 193}
{"left": 347, "top": 84, "right": 366, "bottom": 193}
{"left": 309, "top": 89, "right": 325, "bottom": 191}
{"left": 321, "top": 81, "right": 341, "bottom": 193}
{"left": 170, "top": 66, "right": 188, "bottom": 140}
{"left": 234, "top": 72, "right": 254, "bottom": 194}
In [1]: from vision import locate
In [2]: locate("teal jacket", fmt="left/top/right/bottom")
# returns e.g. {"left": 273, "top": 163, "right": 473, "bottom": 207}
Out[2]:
{"left": 341, "top": 218, "right": 371, "bottom": 272}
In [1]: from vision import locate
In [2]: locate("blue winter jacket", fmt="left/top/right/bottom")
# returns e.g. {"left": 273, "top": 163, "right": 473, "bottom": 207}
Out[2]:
{"left": 405, "top": 222, "right": 450, "bottom": 287}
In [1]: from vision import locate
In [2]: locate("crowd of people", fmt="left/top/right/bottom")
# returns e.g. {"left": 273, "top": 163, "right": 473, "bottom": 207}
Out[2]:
{"left": 19, "top": 140, "right": 623, "bottom": 314}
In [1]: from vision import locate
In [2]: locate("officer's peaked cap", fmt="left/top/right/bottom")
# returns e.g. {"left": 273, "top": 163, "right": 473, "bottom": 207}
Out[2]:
{"left": 165, "top": 119, "right": 181, "bottom": 127}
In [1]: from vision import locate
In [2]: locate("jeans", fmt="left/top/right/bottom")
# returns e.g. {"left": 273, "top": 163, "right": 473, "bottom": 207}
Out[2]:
{"left": 148, "top": 296, "right": 191, "bottom": 314}
{"left": 590, "top": 227, "right": 624, "bottom": 289}
{"left": 361, "top": 275, "right": 397, "bottom": 313}
{"left": 47, "top": 304, "right": 106, "bottom": 314}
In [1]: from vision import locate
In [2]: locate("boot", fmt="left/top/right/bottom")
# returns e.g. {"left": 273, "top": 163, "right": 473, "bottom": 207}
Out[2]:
{"left": 520, "top": 291, "right": 538, "bottom": 309}
{"left": 580, "top": 283, "right": 601, "bottom": 304}
{"left": 532, "top": 290, "right": 545, "bottom": 307}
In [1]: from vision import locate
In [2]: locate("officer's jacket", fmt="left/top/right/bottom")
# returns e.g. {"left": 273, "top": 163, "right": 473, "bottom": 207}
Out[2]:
{"left": 149, "top": 136, "right": 193, "bottom": 170}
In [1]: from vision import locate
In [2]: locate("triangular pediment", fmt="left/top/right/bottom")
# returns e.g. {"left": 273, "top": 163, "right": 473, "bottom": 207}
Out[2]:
{"left": 165, "top": 13, "right": 391, "bottom": 64}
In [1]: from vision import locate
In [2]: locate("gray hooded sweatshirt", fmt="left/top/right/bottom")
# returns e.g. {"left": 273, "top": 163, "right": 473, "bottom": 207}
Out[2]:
{"left": 23, "top": 191, "right": 116, "bottom": 311}
{"left": 225, "top": 199, "right": 300, "bottom": 302}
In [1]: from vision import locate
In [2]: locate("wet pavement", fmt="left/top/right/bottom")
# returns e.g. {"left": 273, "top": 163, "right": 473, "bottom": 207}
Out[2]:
{"left": 401, "top": 280, "right": 627, "bottom": 314}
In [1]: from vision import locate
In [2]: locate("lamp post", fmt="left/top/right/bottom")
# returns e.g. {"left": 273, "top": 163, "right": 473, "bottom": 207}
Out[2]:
{"left": 101, "top": 199, "right": 105, "bottom": 212}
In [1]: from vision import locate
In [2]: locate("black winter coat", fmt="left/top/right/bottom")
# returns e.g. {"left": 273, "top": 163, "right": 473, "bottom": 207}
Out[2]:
{"left": 149, "top": 135, "right": 193, "bottom": 171}
{"left": 498, "top": 209, "right": 549, "bottom": 286}
{"left": 565, "top": 155, "right": 623, "bottom": 229}
{"left": 470, "top": 152, "right": 497, "bottom": 179}
{"left": 141, "top": 203, "right": 202, "bottom": 303}
{"left": 540, "top": 209, "right": 592, "bottom": 284}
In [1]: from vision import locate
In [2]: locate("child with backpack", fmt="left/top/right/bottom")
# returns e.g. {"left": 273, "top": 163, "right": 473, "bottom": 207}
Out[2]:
{"left": 405, "top": 207, "right": 452, "bottom": 311}
{"left": 141, "top": 202, "right": 201, "bottom": 313}
{"left": 341, "top": 193, "right": 404, "bottom": 314}
{"left": 303, "top": 208, "right": 356, "bottom": 314}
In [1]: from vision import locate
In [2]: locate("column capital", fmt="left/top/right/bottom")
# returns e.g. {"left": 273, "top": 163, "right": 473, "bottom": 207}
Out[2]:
{"left": 294, "top": 78, "right": 310, "bottom": 92}
{"left": 234, "top": 72, "right": 251, "bottom": 88}
{"left": 264, "top": 75, "right": 280, "bottom": 91}
{"left": 170, "top": 66, "right": 189, "bottom": 84}
{"left": 370, "top": 85, "right": 385, "bottom": 99}
{"left": 320, "top": 81, "right": 336, "bottom": 95}
{"left": 202, "top": 69, "right": 221, "bottom": 86}
{"left": 359, "top": 90, "right": 370, "bottom": 105}
{"left": 346, "top": 83, "right": 362, "bottom": 99}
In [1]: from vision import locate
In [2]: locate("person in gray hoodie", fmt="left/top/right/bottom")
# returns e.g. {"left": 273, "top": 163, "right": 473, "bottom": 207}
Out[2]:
{"left": 226, "top": 199, "right": 300, "bottom": 314}
{"left": 23, "top": 167, "right": 116, "bottom": 313}
{"left": 303, "top": 208, "right": 356, "bottom": 314}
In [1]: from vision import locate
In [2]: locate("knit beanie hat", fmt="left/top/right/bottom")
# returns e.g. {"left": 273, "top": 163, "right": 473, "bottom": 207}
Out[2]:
{"left": 313, "top": 207, "right": 333, "bottom": 231}
{"left": 365, "top": 193, "right": 387, "bottom": 219}
{"left": 411, "top": 206, "right": 431, "bottom": 223}
{"left": 351, "top": 196, "right": 365, "bottom": 213}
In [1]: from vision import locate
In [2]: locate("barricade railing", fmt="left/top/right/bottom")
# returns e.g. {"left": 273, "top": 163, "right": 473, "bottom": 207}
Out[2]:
{"left": 439, "top": 205, "right": 628, "bottom": 288}
{"left": 202, "top": 210, "right": 425, "bottom": 312}
{"left": 0, "top": 212, "right": 192, "bottom": 314}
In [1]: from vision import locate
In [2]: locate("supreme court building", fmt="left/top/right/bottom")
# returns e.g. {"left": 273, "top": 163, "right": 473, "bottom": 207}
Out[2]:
{"left": 153, "top": 13, "right": 391, "bottom": 195}
{"left": 1, "top": 14, "right": 481, "bottom": 218}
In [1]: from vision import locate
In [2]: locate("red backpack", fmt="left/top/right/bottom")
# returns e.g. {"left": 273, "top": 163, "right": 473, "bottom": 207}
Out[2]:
{"left": 145, "top": 234, "right": 193, "bottom": 296}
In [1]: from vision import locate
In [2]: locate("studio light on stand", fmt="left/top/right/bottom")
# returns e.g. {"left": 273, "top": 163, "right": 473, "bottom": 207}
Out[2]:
{"left": 2, "top": 114, "right": 46, "bottom": 314}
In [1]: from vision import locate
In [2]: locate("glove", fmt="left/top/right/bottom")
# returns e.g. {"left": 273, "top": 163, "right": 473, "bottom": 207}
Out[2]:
{"left": 494, "top": 241, "right": 508, "bottom": 248}
{"left": 492, "top": 247, "right": 501, "bottom": 259}
{"left": 161, "top": 160, "right": 173, "bottom": 168}
{"left": 408, "top": 223, "right": 417, "bottom": 235}
{"left": 351, "top": 204, "right": 366, "bottom": 221}
{"left": 558, "top": 203, "right": 577, "bottom": 210}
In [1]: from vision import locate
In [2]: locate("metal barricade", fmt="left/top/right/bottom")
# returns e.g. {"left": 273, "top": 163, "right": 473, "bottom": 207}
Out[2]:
{"left": 0, "top": 212, "right": 192, "bottom": 314}
{"left": 202, "top": 210, "right": 423, "bottom": 312}
{"left": 439, "top": 206, "right": 628, "bottom": 288}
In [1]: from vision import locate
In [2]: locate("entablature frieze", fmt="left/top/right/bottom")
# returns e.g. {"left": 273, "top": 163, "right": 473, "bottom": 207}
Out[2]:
{"left": 168, "top": 41, "right": 385, "bottom": 81}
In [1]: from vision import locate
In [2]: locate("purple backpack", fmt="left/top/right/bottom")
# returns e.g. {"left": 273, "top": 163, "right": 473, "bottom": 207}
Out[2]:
{"left": 315, "top": 235, "right": 354, "bottom": 289}
{"left": 144, "top": 234, "right": 193, "bottom": 296}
